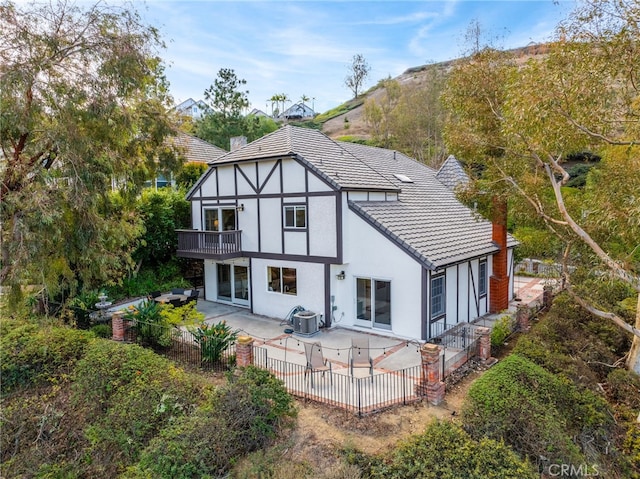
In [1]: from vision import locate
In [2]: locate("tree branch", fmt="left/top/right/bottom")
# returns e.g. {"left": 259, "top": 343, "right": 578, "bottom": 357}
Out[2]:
{"left": 544, "top": 163, "right": 640, "bottom": 292}
{"left": 565, "top": 284, "right": 640, "bottom": 339}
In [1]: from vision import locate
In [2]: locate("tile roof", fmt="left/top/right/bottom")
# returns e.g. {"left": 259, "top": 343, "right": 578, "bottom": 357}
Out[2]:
{"left": 211, "top": 125, "right": 398, "bottom": 191}
{"left": 207, "top": 125, "right": 515, "bottom": 268}
{"left": 170, "top": 132, "right": 226, "bottom": 164}
{"left": 436, "top": 155, "right": 470, "bottom": 190}
{"left": 338, "top": 142, "right": 510, "bottom": 268}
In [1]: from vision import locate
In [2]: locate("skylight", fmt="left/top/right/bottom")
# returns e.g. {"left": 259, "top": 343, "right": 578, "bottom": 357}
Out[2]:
{"left": 393, "top": 173, "right": 413, "bottom": 183}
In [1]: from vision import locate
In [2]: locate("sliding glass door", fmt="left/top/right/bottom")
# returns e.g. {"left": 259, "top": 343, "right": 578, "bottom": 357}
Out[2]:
{"left": 355, "top": 278, "right": 391, "bottom": 330}
{"left": 217, "top": 264, "right": 249, "bottom": 307}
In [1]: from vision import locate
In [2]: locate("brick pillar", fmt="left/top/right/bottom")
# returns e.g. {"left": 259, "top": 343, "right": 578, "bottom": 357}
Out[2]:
{"left": 516, "top": 305, "right": 530, "bottom": 332}
{"left": 490, "top": 197, "right": 510, "bottom": 313}
{"left": 415, "top": 343, "right": 445, "bottom": 406}
{"left": 476, "top": 326, "right": 492, "bottom": 361}
{"left": 236, "top": 336, "right": 254, "bottom": 367}
{"left": 112, "top": 311, "right": 124, "bottom": 342}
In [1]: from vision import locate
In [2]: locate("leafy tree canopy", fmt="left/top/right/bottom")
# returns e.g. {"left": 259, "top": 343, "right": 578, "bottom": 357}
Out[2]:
{"left": 441, "top": 0, "right": 640, "bottom": 371}
{"left": 0, "top": 0, "right": 179, "bottom": 297}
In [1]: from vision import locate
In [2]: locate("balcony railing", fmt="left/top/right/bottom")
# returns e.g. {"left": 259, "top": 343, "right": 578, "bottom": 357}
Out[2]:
{"left": 176, "top": 229, "right": 242, "bottom": 259}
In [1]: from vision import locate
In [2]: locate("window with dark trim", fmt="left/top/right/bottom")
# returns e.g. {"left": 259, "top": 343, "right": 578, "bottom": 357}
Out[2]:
{"left": 267, "top": 266, "right": 297, "bottom": 295}
{"left": 479, "top": 260, "right": 487, "bottom": 297}
{"left": 284, "top": 205, "right": 306, "bottom": 228}
{"left": 430, "top": 274, "right": 446, "bottom": 320}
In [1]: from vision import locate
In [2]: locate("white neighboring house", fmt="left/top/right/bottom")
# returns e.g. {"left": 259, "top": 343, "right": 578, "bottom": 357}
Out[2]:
{"left": 280, "top": 102, "right": 315, "bottom": 120}
{"left": 174, "top": 98, "right": 210, "bottom": 120}
{"left": 177, "top": 125, "right": 516, "bottom": 340}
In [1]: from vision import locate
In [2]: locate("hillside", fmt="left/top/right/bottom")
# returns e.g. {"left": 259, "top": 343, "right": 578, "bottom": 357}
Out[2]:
{"left": 321, "top": 43, "right": 551, "bottom": 141}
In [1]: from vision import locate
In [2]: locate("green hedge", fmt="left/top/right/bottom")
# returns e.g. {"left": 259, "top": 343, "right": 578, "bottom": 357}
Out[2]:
{"left": 462, "top": 354, "right": 615, "bottom": 469}
{"left": 368, "top": 420, "right": 536, "bottom": 479}
{"left": 0, "top": 320, "right": 95, "bottom": 393}
{"left": 129, "top": 366, "right": 296, "bottom": 478}
{"left": 73, "top": 340, "right": 209, "bottom": 476}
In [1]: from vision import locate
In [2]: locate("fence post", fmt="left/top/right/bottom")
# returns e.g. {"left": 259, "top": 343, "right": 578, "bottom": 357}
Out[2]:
{"left": 516, "top": 304, "right": 530, "bottom": 332}
{"left": 111, "top": 311, "right": 124, "bottom": 342}
{"left": 236, "top": 335, "right": 254, "bottom": 367}
{"left": 415, "top": 343, "right": 445, "bottom": 406}
{"left": 476, "top": 326, "right": 492, "bottom": 362}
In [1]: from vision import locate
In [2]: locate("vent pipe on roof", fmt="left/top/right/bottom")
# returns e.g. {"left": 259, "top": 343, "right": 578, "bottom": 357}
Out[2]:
{"left": 230, "top": 136, "right": 247, "bottom": 151}
{"left": 394, "top": 151, "right": 397, "bottom": 160}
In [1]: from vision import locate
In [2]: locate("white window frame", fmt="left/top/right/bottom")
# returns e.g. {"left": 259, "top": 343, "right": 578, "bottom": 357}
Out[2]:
{"left": 479, "top": 259, "right": 488, "bottom": 297}
{"left": 267, "top": 266, "right": 297, "bottom": 296}
{"left": 430, "top": 274, "right": 446, "bottom": 321}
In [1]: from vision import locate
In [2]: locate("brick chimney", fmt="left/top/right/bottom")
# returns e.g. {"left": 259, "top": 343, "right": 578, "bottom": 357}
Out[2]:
{"left": 230, "top": 136, "right": 247, "bottom": 151}
{"left": 489, "top": 197, "right": 509, "bottom": 313}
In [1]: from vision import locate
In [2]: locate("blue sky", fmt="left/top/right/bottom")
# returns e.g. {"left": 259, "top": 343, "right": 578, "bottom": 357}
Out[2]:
{"left": 142, "top": 1, "right": 576, "bottom": 114}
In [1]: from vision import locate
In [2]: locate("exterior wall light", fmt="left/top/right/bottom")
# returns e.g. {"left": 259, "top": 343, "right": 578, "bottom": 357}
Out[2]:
{"left": 236, "top": 204, "right": 245, "bottom": 212}
{"left": 336, "top": 271, "right": 346, "bottom": 280}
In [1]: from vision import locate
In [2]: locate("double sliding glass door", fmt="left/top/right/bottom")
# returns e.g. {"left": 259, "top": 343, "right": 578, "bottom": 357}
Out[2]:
{"left": 217, "top": 264, "right": 249, "bottom": 307}
{"left": 355, "top": 278, "right": 391, "bottom": 330}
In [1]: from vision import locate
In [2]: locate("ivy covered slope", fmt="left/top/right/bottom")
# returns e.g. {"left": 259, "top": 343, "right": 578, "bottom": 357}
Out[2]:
{"left": 463, "top": 294, "right": 640, "bottom": 478}
{"left": 0, "top": 319, "right": 296, "bottom": 478}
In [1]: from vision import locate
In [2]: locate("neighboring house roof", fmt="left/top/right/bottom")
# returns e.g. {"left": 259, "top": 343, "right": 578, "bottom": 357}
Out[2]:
{"left": 201, "top": 125, "right": 515, "bottom": 269}
{"left": 169, "top": 132, "right": 226, "bottom": 163}
{"left": 436, "top": 155, "right": 470, "bottom": 190}
{"left": 281, "top": 102, "right": 315, "bottom": 119}
{"left": 174, "top": 98, "right": 209, "bottom": 119}
{"left": 248, "top": 108, "right": 270, "bottom": 118}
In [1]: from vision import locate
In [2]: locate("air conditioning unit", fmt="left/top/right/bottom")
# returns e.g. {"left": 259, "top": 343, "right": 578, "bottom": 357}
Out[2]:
{"left": 294, "top": 311, "right": 318, "bottom": 336}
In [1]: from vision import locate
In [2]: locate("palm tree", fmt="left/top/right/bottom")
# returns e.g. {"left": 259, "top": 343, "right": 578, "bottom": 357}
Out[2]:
{"left": 280, "top": 93, "right": 290, "bottom": 117}
{"left": 300, "top": 93, "right": 311, "bottom": 110}
{"left": 268, "top": 94, "right": 280, "bottom": 117}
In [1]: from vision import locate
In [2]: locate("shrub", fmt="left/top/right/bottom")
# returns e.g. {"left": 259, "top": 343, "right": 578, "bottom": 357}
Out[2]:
{"left": 131, "top": 366, "right": 296, "bottom": 478}
{"left": 1, "top": 321, "right": 94, "bottom": 393}
{"left": 490, "top": 313, "right": 515, "bottom": 348}
{"left": 90, "top": 323, "right": 112, "bottom": 338}
{"left": 73, "top": 340, "right": 208, "bottom": 475}
{"left": 123, "top": 299, "right": 170, "bottom": 347}
{"left": 462, "top": 354, "right": 615, "bottom": 470}
{"left": 191, "top": 320, "right": 238, "bottom": 363}
{"left": 369, "top": 420, "right": 536, "bottom": 479}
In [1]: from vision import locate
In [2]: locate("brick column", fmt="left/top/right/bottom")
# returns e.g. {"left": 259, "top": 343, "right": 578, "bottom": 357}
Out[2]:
{"left": 415, "top": 343, "right": 445, "bottom": 406}
{"left": 112, "top": 311, "right": 124, "bottom": 342}
{"left": 236, "top": 336, "right": 254, "bottom": 367}
{"left": 490, "top": 197, "right": 510, "bottom": 313}
{"left": 516, "top": 305, "right": 530, "bottom": 332}
{"left": 476, "top": 326, "right": 492, "bottom": 361}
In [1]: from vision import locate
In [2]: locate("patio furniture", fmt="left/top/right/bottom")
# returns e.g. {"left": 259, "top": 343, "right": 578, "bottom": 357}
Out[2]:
{"left": 350, "top": 337, "right": 373, "bottom": 382}
{"left": 154, "top": 293, "right": 188, "bottom": 306}
{"left": 187, "top": 290, "right": 200, "bottom": 303}
{"left": 304, "top": 341, "right": 332, "bottom": 389}
{"left": 171, "top": 288, "right": 185, "bottom": 295}
{"left": 149, "top": 290, "right": 162, "bottom": 299}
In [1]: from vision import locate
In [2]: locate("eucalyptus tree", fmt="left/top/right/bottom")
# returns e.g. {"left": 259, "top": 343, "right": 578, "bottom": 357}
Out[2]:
{"left": 442, "top": 0, "right": 640, "bottom": 372}
{"left": 0, "top": 1, "right": 178, "bottom": 300}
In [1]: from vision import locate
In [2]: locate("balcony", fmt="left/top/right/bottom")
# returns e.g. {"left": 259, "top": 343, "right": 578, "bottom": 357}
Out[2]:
{"left": 176, "top": 229, "right": 243, "bottom": 260}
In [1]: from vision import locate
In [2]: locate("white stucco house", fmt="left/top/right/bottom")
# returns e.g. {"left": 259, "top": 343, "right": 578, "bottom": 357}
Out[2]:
{"left": 177, "top": 125, "right": 516, "bottom": 340}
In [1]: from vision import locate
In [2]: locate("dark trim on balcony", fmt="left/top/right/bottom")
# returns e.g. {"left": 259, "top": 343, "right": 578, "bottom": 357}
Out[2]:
{"left": 177, "top": 229, "right": 242, "bottom": 260}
